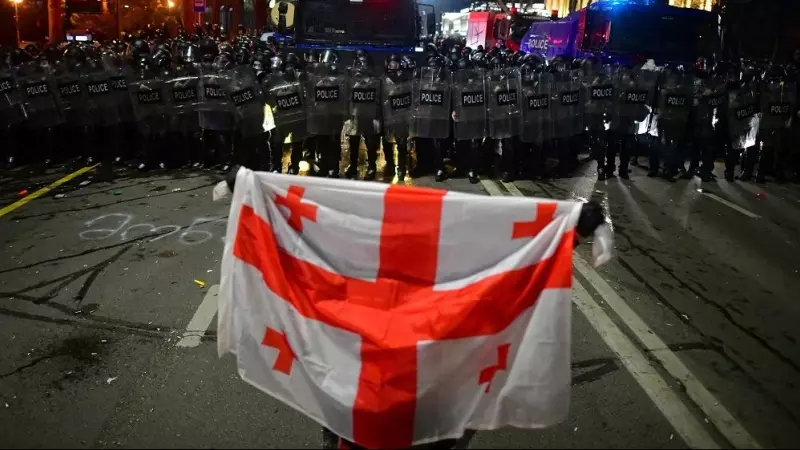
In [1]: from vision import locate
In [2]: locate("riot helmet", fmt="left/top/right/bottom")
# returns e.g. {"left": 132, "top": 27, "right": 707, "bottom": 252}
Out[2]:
{"left": 199, "top": 38, "right": 218, "bottom": 63}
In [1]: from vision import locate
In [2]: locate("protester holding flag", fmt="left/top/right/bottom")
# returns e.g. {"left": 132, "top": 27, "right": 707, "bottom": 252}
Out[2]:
{"left": 215, "top": 167, "right": 608, "bottom": 450}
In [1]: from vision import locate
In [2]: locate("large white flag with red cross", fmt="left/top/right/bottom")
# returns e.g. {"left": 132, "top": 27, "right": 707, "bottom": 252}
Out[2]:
{"left": 218, "top": 168, "right": 582, "bottom": 449}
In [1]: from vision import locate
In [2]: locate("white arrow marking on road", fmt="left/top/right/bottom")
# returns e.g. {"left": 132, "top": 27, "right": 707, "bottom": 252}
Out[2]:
{"left": 176, "top": 284, "right": 219, "bottom": 348}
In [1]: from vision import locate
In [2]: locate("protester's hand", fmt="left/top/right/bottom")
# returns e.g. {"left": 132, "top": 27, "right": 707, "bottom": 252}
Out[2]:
{"left": 226, "top": 164, "right": 241, "bottom": 192}
{"left": 576, "top": 200, "right": 605, "bottom": 239}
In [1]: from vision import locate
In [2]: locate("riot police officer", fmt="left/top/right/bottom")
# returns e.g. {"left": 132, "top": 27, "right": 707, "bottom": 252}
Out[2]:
{"left": 757, "top": 64, "right": 796, "bottom": 183}
{"left": 307, "top": 50, "right": 347, "bottom": 178}
{"left": 450, "top": 54, "right": 486, "bottom": 184}
{"left": 345, "top": 51, "right": 382, "bottom": 181}
{"left": 381, "top": 54, "right": 414, "bottom": 180}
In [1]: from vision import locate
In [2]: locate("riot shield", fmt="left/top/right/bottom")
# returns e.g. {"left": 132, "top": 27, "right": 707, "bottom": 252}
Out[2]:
{"left": 167, "top": 67, "right": 201, "bottom": 133}
{"left": 306, "top": 65, "right": 346, "bottom": 136}
{"left": 104, "top": 55, "right": 136, "bottom": 123}
{"left": 692, "top": 75, "right": 727, "bottom": 139}
{"left": 0, "top": 66, "right": 23, "bottom": 126}
{"left": 583, "top": 65, "right": 615, "bottom": 133}
{"left": 611, "top": 66, "right": 657, "bottom": 136}
{"left": 759, "top": 79, "right": 796, "bottom": 134}
{"left": 228, "top": 66, "right": 266, "bottom": 137}
{"left": 551, "top": 69, "right": 582, "bottom": 139}
{"left": 347, "top": 69, "right": 381, "bottom": 136}
{"left": 129, "top": 68, "right": 170, "bottom": 136}
{"left": 266, "top": 71, "right": 307, "bottom": 141}
{"left": 656, "top": 72, "right": 692, "bottom": 143}
{"left": 411, "top": 66, "right": 451, "bottom": 139}
{"left": 86, "top": 62, "right": 121, "bottom": 127}
{"left": 198, "top": 66, "right": 235, "bottom": 132}
{"left": 487, "top": 67, "right": 522, "bottom": 139}
{"left": 17, "top": 62, "right": 63, "bottom": 129}
{"left": 381, "top": 77, "right": 412, "bottom": 140}
{"left": 727, "top": 85, "right": 760, "bottom": 151}
{"left": 53, "top": 62, "right": 92, "bottom": 128}
{"left": 452, "top": 67, "right": 487, "bottom": 141}
{"left": 519, "top": 70, "right": 553, "bottom": 145}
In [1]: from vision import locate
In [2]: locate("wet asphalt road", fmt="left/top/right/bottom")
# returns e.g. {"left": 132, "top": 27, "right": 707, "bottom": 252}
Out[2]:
{"left": 1, "top": 151, "right": 799, "bottom": 449}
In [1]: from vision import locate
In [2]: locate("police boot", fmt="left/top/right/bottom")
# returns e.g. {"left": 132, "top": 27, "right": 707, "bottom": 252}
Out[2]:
{"left": 500, "top": 138, "right": 515, "bottom": 183}
{"left": 396, "top": 139, "right": 408, "bottom": 180}
{"left": 266, "top": 132, "right": 282, "bottom": 173}
{"left": 739, "top": 146, "right": 758, "bottom": 182}
{"left": 647, "top": 144, "right": 660, "bottom": 177}
{"left": 434, "top": 138, "right": 447, "bottom": 182}
{"left": 364, "top": 135, "right": 379, "bottom": 181}
{"left": 381, "top": 138, "right": 396, "bottom": 180}
{"left": 618, "top": 137, "right": 631, "bottom": 180}
{"left": 345, "top": 135, "right": 360, "bottom": 179}
{"left": 288, "top": 141, "right": 303, "bottom": 175}
{"left": 467, "top": 139, "right": 481, "bottom": 184}
{"left": 325, "top": 135, "right": 341, "bottom": 178}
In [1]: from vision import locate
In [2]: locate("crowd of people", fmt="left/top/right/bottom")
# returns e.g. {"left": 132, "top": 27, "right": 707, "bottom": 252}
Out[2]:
{"left": 0, "top": 26, "right": 798, "bottom": 186}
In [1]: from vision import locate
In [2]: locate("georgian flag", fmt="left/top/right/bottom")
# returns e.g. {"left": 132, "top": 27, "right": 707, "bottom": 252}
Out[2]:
{"left": 218, "top": 168, "right": 581, "bottom": 449}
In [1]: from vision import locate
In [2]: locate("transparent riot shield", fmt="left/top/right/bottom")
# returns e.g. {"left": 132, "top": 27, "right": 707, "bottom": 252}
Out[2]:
{"left": 551, "top": 69, "right": 582, "bottom": 139}
{"left": 86, "top": 62, "right": 121, "bottom": 127}
{"left": 611, "top": 66, "right": 656, "bottom": 136}
{"left": 759, "top": 79, "right": 796, "bottom": 136}
{"left": 381, "top": 77, "right": 412, "bottom": 140}
{"left": 53, "top": 61, "right": 92, "bottom": 128}
{"left": 452, "top": 67, "right": 486, "bottom": 141}
{"left": 198, "top": 66, "right": 235, "bottom": 132}
{"left": 129, "top": 68, "right": 170, "bottom": 137}
{"left": 727, "top": 84, "right": 760, "bottom": 151}
{"left": 17, "top": 62, "right": 63, "bottom": 129}
{"left": 519, "top": 70, "right": 553, "bottom": 145}
{"left": 103, "top": 54, "right": 136, "bottom": 123}
{"left": 411, "top": 66, "right": 451, "bottom": 139}
{"left": 228, "top": 66, "right": 266, "bottom": 137}
{"left": 582, "top": 65, "right": 615, "bottom": 133}
{"left": 656, "top": 72, "right": 692, "bottom": 143}
{"left": 0, "top": 66, "right": 23, "bottom": 126}
{"left": 266, "top": 71, "right": 307, "bottom": 142}
{"left": 691, "top": 75, "right": 727, "bottom": 139}
{"left": 306, "top": 65, "right": 347, "bottom": 136}
{"left": 167, "top": 67, "right": 201, "bottom": 134}
{"left": 487, "top": 67, "right": 522, "bottom": 139}
{"left": 347, "top": 69, "right": 381, "bottom": 136}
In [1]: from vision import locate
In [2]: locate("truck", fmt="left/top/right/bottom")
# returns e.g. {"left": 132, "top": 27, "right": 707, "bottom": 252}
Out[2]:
{"left": 519, "top": 0, "right": 721, "bottom": 65}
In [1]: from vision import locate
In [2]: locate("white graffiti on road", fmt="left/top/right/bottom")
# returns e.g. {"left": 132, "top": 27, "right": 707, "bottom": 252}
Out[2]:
{"left": 79, "top": 213, "right": 227, "bottom": 246}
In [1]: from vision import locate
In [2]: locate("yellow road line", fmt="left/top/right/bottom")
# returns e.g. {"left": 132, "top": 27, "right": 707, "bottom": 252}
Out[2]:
{"left": 0, "top": 164, "right": 100, "bottom": 219}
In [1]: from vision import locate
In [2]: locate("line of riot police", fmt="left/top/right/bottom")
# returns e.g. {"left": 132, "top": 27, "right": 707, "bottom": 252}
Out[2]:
{"left": 2, "top": 36, "right": 798, "bottom": 185}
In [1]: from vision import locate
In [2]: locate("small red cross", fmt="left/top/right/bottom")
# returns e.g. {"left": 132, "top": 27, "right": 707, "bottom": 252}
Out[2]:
{"left": 512, "top": 203, "right": 558, "bottom": 239}
{"left": 262, "top": 327, "right": 296, "bottom": 375}
{"left": 478, "top": 343, "right": 511, "bottom": 393}
{"left": 275, "top": 185, "right": 318, "bottom": 232}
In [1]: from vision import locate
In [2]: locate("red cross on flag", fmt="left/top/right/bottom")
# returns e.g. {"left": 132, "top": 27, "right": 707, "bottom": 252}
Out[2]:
{"left": 218, "top": 169, "right": 582, "bottom": 449}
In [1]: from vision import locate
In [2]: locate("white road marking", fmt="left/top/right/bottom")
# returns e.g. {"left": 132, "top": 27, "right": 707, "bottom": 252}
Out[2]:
{"left": 571, "top": 279, "right": 719, "bottom": 449}
{"left": 479, "top": 179, "right": 505, "bottom": 197}
{"left": 703, "top": 192, "right": 761, "bottom": 219}
{"left": 492, "top": 179, "right": 762, "bottom": 449}
{"left": 573, "top": 256, "right": 761, "bottom": 449}
{"left": 176, "top": 284, "right": 220, "bottom": 348}
{"left": 501, "top": 181, "right": 524, "bottom": 197}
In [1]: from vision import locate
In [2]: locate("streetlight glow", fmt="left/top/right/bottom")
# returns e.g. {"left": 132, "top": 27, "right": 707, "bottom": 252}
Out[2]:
{"left": 167, "top": 0, "right": 174, "bottom": 7}
{"left": 10, "top": 0, "right": 22, "bottom": 4}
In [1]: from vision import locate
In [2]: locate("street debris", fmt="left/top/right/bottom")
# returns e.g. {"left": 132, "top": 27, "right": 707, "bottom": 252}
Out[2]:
{"left": 54, "top": 194, "right": 66, "bottom": 199}
{"left": 172, "top": 187, "right": 182, "bottom": 192}
{"left": 79, "top": 180, "right": 91, "bottom": 186}
{"left": 194, "top": 279, "right": 206, "bottom": 288}
{"left": 106, "top": 377, "right": 118, "bottom": 384}
{"left": 18, "top": 189, "right": 28, "bottom": 196}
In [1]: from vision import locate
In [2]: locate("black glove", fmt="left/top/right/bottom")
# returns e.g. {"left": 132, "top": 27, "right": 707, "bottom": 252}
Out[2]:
{"left": 225, "top": 164, "right": 241, "bottom": 193}
{"left": 576, "top": 200, "right": 605, "bottom": 240}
